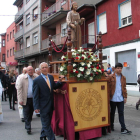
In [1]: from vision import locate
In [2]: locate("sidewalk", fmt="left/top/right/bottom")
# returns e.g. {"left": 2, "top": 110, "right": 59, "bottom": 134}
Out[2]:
{"left": 126, "top": 95, "right": 139, "bottom": 107}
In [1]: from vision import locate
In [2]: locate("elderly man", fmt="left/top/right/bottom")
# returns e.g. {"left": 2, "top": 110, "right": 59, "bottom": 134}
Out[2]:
{"left": 35, "top": 68, "right": 41, "bottom": 75}
{"left": 16, "top": 67, "right": 27, "bottom": 122}
{"left": 33, "top": 62, "right": 64, "bottom": 140}
{"left": 18, "top": 66, "right": 38, "bottom": 134}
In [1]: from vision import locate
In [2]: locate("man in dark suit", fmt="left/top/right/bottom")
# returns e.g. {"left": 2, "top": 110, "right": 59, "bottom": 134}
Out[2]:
{"left": 33, "top": 62, "right": 64, "bottom": 140}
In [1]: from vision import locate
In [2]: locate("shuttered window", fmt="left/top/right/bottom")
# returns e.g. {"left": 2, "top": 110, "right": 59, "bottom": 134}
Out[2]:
{"left": 97, "top": 12, "right": 107, "bottom": 34}
{"left": 33, "top": 7, "right": 38, "bottom": 20}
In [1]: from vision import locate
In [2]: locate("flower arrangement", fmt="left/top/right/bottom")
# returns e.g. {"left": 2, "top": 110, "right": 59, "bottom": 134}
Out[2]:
{"left": 59, "top": 47, "right": 104, "bottom": 82}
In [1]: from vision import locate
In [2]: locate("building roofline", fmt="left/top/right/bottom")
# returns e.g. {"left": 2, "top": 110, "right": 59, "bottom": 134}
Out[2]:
{"left": 0, "top": 33, "right": 6, "bottom": 36}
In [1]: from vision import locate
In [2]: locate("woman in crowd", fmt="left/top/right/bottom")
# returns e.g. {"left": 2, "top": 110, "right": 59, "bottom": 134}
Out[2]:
{"left": 8, "top": 70, "right": 17, "bottom": 110}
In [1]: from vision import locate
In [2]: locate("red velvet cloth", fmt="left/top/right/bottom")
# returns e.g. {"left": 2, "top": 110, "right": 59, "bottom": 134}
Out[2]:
{"left": 51, "top": 83, "right": 102, "bottom": 140}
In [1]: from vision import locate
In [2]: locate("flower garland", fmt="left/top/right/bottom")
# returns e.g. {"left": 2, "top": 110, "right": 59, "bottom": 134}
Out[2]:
{"left": 59, "top": 47, "right": 104, "bottom": 82}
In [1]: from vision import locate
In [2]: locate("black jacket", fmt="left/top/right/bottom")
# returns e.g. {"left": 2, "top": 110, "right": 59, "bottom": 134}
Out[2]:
{"left": 0, "top": 71, "right": 7, "bottom": 88}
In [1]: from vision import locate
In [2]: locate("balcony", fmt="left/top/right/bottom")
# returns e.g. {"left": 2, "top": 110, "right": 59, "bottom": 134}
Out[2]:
{"left": 15, "top": 7, "right": 24, "bottom": 23}
{"left": 42, "top": 33, "right": 67, "bottom": 51}
{"left": 24, "top": 44, "right": 40, "bottom": 57}
{"left": 15, "top": 49, "right": 23, "bottom": 59}
{"left": 42, "top": 0, "right": 69, "bottom": 27}
{"left": 14, "top": 29, "right": 24, "bottom": 41}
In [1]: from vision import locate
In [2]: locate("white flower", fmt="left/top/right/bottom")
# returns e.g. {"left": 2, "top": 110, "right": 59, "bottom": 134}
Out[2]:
{"left": 96, "top": 59, "right": 99, "bottom": 61}
{"left": 89, "top": 49, "right": 92, "bottom": 52}
{"left": 78, "top": 49, "right": 82, "bottom": 53}
{"left": 87, "top": 63, "right": 91, "bottom": 68}
{"left": 97, "top": 70, "right": 102, "bottom": 73}
{"left": 73, "top": 69, "right": 76, "bottom": 72}
{"left": 71, "top": 49, "right": 75, "bottom": 52}
{"left": 79, "top": 47, "right": 83, "bottom": 50}
{"left": 81, "top": 49, "right": 84, "bottom": 52}
{"left": 72, "top": 52, "right": 76, "bottom": 56}
{"left": 86, "top": 70, "right": 90, "bottom": 75}
{"left": 60, "top": 66, "right": 64, "bottom": 71}
{"left": 77, "top": 73, "right": 81, "bottom": 78}
{"left": 89, "top": 61, "right": 92, "bottom": 64}
{"left": 79, "top": 67, "right": 84, "bottom": 72}
{"left": 73, "top": 63, "right": 76, "bottom": 67}
{"left": 93, "top": 59, "right": 96, "bottom": 61}
{"left": 61, "top": 55, "right": 66, "bottom": 60}
{"left": 90, "top": 77, "right": 93, "bottom": 81}
{"left": 80, "top": 62, "right": 85, "bottom": 66}
{"left": 93, "top": 68, "right": 97, "bottom": 72}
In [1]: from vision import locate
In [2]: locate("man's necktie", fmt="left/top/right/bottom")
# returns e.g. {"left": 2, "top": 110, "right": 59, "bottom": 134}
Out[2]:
{"left": 46, "top": 76, "right": 51, "bottom": 90}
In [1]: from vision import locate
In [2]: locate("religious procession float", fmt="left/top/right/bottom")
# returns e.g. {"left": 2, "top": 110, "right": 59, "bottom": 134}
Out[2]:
{"left": 47, "top": 28, "right": 110, "bottom": 140}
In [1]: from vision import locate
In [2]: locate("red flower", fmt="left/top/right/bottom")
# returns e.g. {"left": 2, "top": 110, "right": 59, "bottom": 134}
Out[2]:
{"left": 86, "top": 53, "right": 89, "bottom": 55}
{"left": 81, "top": 57, "right": 84, "bottom": 60}
{"left": 84, "top": 48, "right": 87, "bottom": 50}
{"left": 75, "top": 71, "right": 79, "bottom": 74}
{"left": 71, "top": 58, "right": 75, "bottom": 61}
{"left": 96, "top": 66, "right": 99, "bottom": 69}
{"left": 70, "top": 70, "right": 73, "bottom": 73}
{"left": 76, "top": 54, "right": 79, "bottom": 56}
{"left": 75, "top": 57, "right": 79, "bottom": 60}
{"left": 96, "top": 72, "right": 99, "bottom": 75}
{"left": 95, "top": 55, "right": 98, "bottom": 57}
{"left": 97, "top": 64, "right": 99, "bottom": 66}
{"left": 75, "top": 48, "right": 78, "bottom": 50}
{"left": 84, "top": 66, "right": 87, "bottom": 69}
{"left": 101, "top": 69, "right": 104, "bottom": 73}
{"left": 63, "top": 58, "right": 66, "bottom": 61}
{"left": 81, "top": 72, "right": 84, "bottom": 74}
{"left": 82, "top": 52, "right": 84, "bottom": 54}
{"left": 88, "top": 55, "right": 91, "bottom": 58}
{"left": 91, "top": 65, "right": 94, "bottom": 68}
{"left": 90, "top": 73, "right": 93, "bottom": 76}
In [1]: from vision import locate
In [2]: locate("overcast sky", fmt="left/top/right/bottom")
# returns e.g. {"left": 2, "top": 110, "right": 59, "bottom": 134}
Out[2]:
{"left": 0, "top": 0, "right": 17, "bottom": 47}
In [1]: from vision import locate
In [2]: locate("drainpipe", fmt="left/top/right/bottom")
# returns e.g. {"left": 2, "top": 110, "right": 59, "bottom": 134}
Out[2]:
{"left": 93, "top": 5, "right": 97, "bottom": 50}
{"left": 39, "top": 0, "right": 42, "bottom": 53}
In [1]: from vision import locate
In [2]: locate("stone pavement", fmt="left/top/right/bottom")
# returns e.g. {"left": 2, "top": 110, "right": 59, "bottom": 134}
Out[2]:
{"left": 0, "top": 96, "right": 140, "bottom": 140}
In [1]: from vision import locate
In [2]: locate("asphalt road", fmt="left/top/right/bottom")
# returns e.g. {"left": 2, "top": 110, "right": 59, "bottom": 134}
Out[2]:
{"left": 0, "top": 101, "right": 140, "bottom": 140}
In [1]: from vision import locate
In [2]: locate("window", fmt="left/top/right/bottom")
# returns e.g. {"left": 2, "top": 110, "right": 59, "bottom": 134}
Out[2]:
{"left": 97, "top": 12, "right": 107, "bottom": 34}
{"left": 2, "top": 54, "right": 5, "bottom": 62}
{"left": 13, "top": 47, "right": 15, "bottom": 55}
{"left": 2, "top": 40, "right": 5, "bottom": 47}
{"left": 61, "top": 23, "right": 67, "bottom": 37}
{"left": 26, "top": 0, "right": 30, "bottom": 3}
{"left": 26, "top": 37, "right": 30, "bottom": 47}
{"left": 13, "top": 30, "right": 15, "bottom": 38}
{"left": 118, "top": 0, "right": 132, "bottom": 27}
{"left": 10, "top": 32, "right": 12, "bottom": 39}
{"left": 33, "top": 7, "right": 38, "bottom": 20}
{"left": 33, "top": 33, "right": 38, "bottom": 44}
{"left": 10, "top": 49, "right": 12, "bottom": 56}
{"left": 26, "top": 14, "right": 30, "bottom": 25}
{"left": 7, "top": 50, "right": 9, "bottom": 58}
{"left": 7, "top": 34, "right": 9, "bottom": 41}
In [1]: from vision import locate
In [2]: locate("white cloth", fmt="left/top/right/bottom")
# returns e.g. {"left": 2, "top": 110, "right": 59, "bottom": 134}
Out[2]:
{"left": 18, "top": 102, "right": 24, "bottom": 119}
{"left": 0, "top": 80, "right": 3, "bottom": 122}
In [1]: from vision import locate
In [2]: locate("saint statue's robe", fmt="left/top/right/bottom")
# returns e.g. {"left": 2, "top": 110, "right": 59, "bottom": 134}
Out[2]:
{"left": 66, "top": 11, "right": 83, "bottom": 49}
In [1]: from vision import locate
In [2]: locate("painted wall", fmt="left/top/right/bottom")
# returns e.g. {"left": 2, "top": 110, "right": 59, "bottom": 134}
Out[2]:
{"left": 97, "top": 0, "right": 140, "bottom": 47}
{"left": 6, "top": 22, "right": 17, "bottom": 69}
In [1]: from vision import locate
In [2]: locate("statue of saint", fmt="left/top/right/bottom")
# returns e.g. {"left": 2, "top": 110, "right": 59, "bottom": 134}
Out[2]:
{"left": 66, "top": 2, "right": 85, "bottom": 49}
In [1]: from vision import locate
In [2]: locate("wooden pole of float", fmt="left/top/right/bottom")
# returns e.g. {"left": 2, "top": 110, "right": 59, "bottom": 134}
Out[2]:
{"left": 98, "top": 32, "right": 103, "bottom": 69}
{"left": 67, "top": 28, "right": 73, "bottom": 80}
{"left": 48, "top": 35, "right": 53, "bottom": 73}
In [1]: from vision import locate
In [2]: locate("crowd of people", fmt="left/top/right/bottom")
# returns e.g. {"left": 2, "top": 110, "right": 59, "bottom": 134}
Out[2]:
{"left": 0, "top": 62, "right": 64, "bottom": 140}
{"left": 0, "top": 61, "right": 135, "bottom": 139}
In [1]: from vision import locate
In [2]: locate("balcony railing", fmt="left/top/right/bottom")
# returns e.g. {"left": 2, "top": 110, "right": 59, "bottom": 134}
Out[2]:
{"left": 15, "top": 49, "right": 23, "bottom": 58}
{"left": 42, "top": 0, "right": 69, "bottom": 21}
{"left": 42, "top": 33, "right": 67, "bottom": 50}
{"left": 14, "top": 29, "right": 23, "bottom": 40}
{"left": 15, "top": 7, "right": 24, "bottom": 22}
{"left": 24, "top": 44, "right": 40, "bottom": 57}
